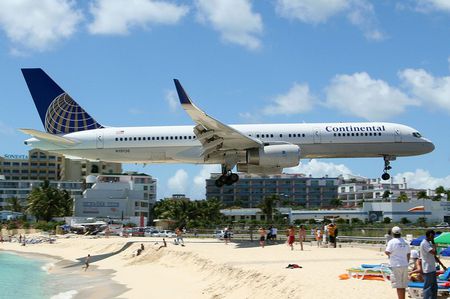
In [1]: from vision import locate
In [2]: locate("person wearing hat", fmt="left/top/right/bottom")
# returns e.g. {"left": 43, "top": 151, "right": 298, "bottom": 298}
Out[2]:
{"left": 385, "top": 226, "right": 411, "bottom": 299}
{"left": 420, "top": 229, "right": 438, "bottom": 299}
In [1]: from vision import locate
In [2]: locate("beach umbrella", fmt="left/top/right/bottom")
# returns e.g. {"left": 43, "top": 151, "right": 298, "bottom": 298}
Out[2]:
{"left": 408, "top": 206, "right": 425, "bottom": 212}
{"left": 441, "top": 247, "right": 450, "bottom": 257}
{"left": 434, "top": 232, "right": 450, "bottom": 245}
{"left": 410, "top": 235, "right": 426, "bottom": 246}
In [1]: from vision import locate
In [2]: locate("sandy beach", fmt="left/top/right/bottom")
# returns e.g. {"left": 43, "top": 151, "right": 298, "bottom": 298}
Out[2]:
{"left": 0, "top": 236, "right": 401, "bottom": 299}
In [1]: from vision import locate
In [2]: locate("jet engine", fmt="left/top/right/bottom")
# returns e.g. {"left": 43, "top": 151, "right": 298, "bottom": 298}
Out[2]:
{"left": 245, "top": 144, "right": 300, "bottom": 168}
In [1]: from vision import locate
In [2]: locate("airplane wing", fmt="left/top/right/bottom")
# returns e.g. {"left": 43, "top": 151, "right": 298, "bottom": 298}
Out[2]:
{"left": 19, "top": 129, "right": 79, "bottom": 145}
{"left": 174, "top": 79, "right": 261, "bottom": 157}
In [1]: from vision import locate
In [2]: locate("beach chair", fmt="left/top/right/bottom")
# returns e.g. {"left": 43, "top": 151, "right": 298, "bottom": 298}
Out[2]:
{"left": 407, "top": 268, "right": 450, "bottom": 298}
{"left": 346, "top": 263, "right": 391, "bottom": 281}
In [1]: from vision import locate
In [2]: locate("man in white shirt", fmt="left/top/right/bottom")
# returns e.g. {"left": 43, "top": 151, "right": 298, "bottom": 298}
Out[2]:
{"left": 420, "top": 229, "right": 437, "bottom": 299}
{"left": 385, "top": 226, "right": 411, "bottom": 299}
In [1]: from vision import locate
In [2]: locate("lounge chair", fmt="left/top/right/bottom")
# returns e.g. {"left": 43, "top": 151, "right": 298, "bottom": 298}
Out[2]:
{"left": 346, "top": 263, "right": 391, "bottom": 281}
{"left": 407, "top": 268, "right": 450, "bottom": 298}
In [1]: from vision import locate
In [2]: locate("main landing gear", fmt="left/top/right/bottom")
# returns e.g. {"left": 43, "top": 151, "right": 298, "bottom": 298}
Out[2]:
{"left": 215, "top": 165, "right": 239, "bottom": 187}
{"left": 381, "top": 156, "right": 394, "bottom": 181}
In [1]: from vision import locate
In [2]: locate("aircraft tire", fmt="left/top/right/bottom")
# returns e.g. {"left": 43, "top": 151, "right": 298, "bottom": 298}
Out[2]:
{"left": 381, "top": 173, "right": 390, "bottom": 180}
{"left": 230, "top": 173, "right": 239, "bottom": 183}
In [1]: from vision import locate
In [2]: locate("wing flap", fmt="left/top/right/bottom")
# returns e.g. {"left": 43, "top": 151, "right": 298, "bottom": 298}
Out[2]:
{"left": 20, "top": 129, "right": 78, "bottom": 145}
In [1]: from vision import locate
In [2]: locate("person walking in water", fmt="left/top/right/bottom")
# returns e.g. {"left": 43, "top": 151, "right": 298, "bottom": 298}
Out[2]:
{"left": 287, "top": 226, "right": 295, "bottom": 251}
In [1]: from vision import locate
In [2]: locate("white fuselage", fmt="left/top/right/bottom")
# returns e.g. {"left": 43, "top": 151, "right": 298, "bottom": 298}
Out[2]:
{"left": 24, "top": 122, "right": 434, "bottom": 164}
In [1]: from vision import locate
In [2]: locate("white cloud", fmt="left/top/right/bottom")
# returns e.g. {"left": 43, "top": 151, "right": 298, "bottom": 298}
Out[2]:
{"left": 399, "top": 68, "right": 450, "bottom": 114}
{"left": 165, "top": 90, "right": 178, "bottom": 112}
{"left": 325, "top": 72, "right": 419, "bottom": 120}
{"left": 275, "top": 0, "right": 350, "bottom": 24}
{"left": 167, "top": 169, "right": 189, "bottom": 194}
{"left": 285, "top": 159, "right": 352, "bottom": 177}
{"left": 262, "top": 83, "right": 315, "bottom": 115}
{"left": 275, "top": 0, "right": 384, "bottom": 41}
{"left": 88, "top": 0, "right": 189, "bottom": 35}
{"left": 192, "top": 165, "right": 221, "bottom": 199}
{"left": 195, "top": 0, "right": 263, "bottom": 50}
{"left": 0, "top": 0, "right": 82, "bottom": 51}
{"left": 415, "top": 0, "right": 450, "bottom": 12}
{"left": 394, "top": 169, "right": 450, "bottom": 189}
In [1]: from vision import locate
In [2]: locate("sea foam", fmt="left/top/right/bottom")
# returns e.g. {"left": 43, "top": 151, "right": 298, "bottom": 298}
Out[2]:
{"left": 50, "top": 290, "right": 78, "bottom": 299}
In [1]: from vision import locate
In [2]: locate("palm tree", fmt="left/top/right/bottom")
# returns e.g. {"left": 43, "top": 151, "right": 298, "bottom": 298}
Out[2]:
{"left": 396, "top": 193, "right": 409, "bottom": 202}
{"left": 26, "top": 180, "right": 66, "bottom": 221}
{"left": 6, "top": 197, "right": 23, "bottom": 212}
{"left": 259, "top": 195, "right": 279, "bottom": 222}
{"left": 417, "top": 190, "right": 429, "bottom": 199}
{"left": 382, "top": 190, "right": 392, "bottom": 201}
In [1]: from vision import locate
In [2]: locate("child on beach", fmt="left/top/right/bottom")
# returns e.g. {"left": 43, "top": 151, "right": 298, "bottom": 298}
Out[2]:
{"left": 298, "top": 225, "right": 306, "bottom": 251}
{"left": 315, "top": 228, "right": 322, "bottom": 247}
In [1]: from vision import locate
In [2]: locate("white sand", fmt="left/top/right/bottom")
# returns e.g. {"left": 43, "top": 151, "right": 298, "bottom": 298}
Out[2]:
{"left": 0, "top": 236, "right": 399, "bottom": 299}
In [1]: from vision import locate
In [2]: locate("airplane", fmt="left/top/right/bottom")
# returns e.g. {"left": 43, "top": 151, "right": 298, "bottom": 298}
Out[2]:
{"left": 20, "top": 68, "right": 435, "bottom": 187}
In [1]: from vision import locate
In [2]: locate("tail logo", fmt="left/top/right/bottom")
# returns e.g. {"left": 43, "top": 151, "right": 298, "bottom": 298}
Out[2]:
{"left": 45, "top": 93, "right": 103, "bottom": 134}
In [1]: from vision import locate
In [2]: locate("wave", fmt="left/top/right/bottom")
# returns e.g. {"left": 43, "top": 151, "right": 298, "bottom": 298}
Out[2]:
{"left": 50, "top": 290, "right": 78, "bottom": 299}
{"left": 41, "top": 262, "right": 55, "bottom": 273}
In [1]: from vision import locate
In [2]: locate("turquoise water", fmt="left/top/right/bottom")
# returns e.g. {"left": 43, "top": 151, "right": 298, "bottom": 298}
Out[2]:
{"left": 0, "top": 252, "right": 49, "bottom": 299}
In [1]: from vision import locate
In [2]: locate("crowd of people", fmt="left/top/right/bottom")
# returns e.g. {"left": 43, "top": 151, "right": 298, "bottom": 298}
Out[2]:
{"left": 385, "top": 226, "right": 446, "bottom": 299}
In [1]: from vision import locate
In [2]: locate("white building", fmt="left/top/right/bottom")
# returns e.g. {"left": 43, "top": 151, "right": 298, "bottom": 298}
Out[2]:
{"left": 74, "top": 173, "right": 157, "bottom": 220}
{"left": 338, "top": 175, "right": 435, "bottom": 207}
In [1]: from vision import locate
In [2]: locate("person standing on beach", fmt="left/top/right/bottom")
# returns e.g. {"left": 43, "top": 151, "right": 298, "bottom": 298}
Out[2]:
{"left": 385, "top": 226, "right": 410, "bottom": 299}
{"left": 259, "top": 227, "right": 266, "bottom": 248}
{"left": 175, "top": 227, "right": 185, "bottom": 246}
{"left": 327, "top": 223, "right": 337, "bottom": 248}
{"left": 298, "top": 225, "right": 306, "bottom": 251}
{"left": 316, "top": 228, "right": 322, "bottom": 247}
{"left": 271, "top": 226, "right": 277, "bottom": 241}
{"left": 223, "top": 227, "right": 231, "bottom": 245}
{"left": 287, "top": 226, "right": 295, "bottom": 251}
{"left": 82, "top": 254, "right": 91, "bottom": 271}
{"left": 420, "top": 229, "right": 438, "bottom": 299}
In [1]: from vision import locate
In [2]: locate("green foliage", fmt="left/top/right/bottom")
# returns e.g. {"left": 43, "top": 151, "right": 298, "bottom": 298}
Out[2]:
{"left": 417, "top": 191, "right": 429, "bottom": 199}
{"left": 336, "top": 218, "right": 346, "bottom": 224}
{"left": 351, "top": 218, "right": 362, "bottom": 224}
{"left": 383, "top": 217, "right": 391, "bottom": 224}
{"left": 396, "top": 193, "right": 409, "bottom": 202}
{"left": 259, "top": 195, "right": 279, "bottom": 222}
{"left": 382, "top": 190, "right": 392, "bottom": 201}
{"left": 330, "top": 198, "right": 342, "bottom": 207}
{"left": 308, "top": 219, "right": 317, "bottom": 224}
{"left": 34, "top": 221, "right": 58, "bottom": 231}
{"left": 26, "top": 180, "right": 74, "bottom": 221}
{"left": 22, "top": 222, "right": 31, "bottom": 229}
{"left": 416, "top": 217, "right": 427, "bottom": 227}
{"left": 400, "top": 217, "right": 411, "bottom": 224}
{"left": 152, "top": 197, "right": 224, "bottom": 228}
{"left": 435, "top": 186, "right": 446, "bottom": 195}
{"left": 6, "top": 197, "right": 24, "bottom": 213}
{"left": 6, "top": 221, "right": 18, "bottom": 230}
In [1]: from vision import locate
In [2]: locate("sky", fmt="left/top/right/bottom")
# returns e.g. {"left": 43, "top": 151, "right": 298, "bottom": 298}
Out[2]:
{"left": 1, "top": 0, "right": 450, "bottom": 200}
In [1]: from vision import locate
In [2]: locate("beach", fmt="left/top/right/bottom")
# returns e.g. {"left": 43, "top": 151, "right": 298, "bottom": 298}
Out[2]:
{"left": 0, "top": 236, "right": 400, "bottom": 299}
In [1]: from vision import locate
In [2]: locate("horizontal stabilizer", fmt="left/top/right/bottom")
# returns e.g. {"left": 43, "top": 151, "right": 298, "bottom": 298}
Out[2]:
{"left": 19, "top": 129, "right": 78, "bottom": 145}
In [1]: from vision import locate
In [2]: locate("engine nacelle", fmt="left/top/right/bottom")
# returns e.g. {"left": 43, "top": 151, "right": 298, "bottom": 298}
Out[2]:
{"left": 246, "top": 144, "right": 300, "bottom": 168}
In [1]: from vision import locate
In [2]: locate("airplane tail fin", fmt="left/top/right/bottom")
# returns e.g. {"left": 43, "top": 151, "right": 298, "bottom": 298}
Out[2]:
{"left": 21, "top": 68, "right": 103, "bottom": 134}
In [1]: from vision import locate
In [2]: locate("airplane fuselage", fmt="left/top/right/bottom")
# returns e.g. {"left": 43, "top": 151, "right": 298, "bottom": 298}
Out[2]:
{"left": 24, "top": 122, "right": 435, "bottom": 165}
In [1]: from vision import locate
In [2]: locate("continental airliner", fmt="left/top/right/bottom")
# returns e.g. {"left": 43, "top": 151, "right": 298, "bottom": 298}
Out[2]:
{"left": 20, "top": 69, "right": 434, "bottom": 187}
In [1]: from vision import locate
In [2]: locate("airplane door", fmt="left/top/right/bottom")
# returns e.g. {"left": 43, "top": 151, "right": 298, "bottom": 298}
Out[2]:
{"left": 394, "top": 128, "right": 402, "bottom": 143}
{"left": 313, "top": 128, "right": 321, "bottom": 143}
{"left": 96, "top": 133, "right": 104, "bottom": 149}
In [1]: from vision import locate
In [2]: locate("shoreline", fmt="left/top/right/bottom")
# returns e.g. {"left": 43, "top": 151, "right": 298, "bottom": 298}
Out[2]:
{"left": 0, "top": 246, "right": 128, "bottom": 299}
{"left": 1, "top": 235, "right": 402, "bottom": 298}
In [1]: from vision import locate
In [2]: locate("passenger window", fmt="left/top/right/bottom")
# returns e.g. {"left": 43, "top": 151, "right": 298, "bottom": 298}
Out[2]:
{"left": 175, "top": 136, "right": 178, "bottom": 140}
{"left": 293, "top": 134, "right": 296, "bottom": 137}
{"left": 166, "top": 137, "right": 169, "bottom": 140}
{"left": 355, "top": 133, "right": 359, "bottom": 136}
{"left": 115, "top": 138, "right": 118, "bottom": 141}
{"left": 120, "top": 138, "right": 123, "bottom": 141}
{"left": 188, "top": 136, "right": 192, "bottom": 139}
{"left": 333, "top": 133, "right": 336, "bottom": 137}
{"left": 288, "top": 134, "right": 291, "bottom": 137}
{"left": 184, "top": 136, "right": 187, "bottom": 139}
{"left": 302, "top": 134, "right": 305, "bottom": 137}
{"left": 170, "top": 136, "right": 173, "bottom": 140}
{"left": 270, "top": 134, "right": 273, "bottom": 138}
{"left": 351, "top": 133, "right": 354, "bottom": 136}
{"left": 378, "top": 132, "right": 382, "bottom": 136}
{"left": 124, "top": 137, "right": 128, "bottom": 141}
{"left": 347, "top": 133, "right": 350, "bottom": 136}
{"left": 138, "top": 137, "right": 141, "bottom": 141}
{"left": 369, "top": 133, "right": 372, "bottom": 136}
{"left": 279, "top": 134, "right": 283, "bottom": 137}
{"left": 365, "top": 133, "right": 368, "bottom": 136}
{"left": 152, "top": 137, "right": 155, "bottom": 140}
{"left": 256, "top": 134, "right": 260, "bottom": 138}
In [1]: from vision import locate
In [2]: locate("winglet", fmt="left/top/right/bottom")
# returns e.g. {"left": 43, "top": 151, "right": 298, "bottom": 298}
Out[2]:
{"left": 173, "top": 79, "right": 192, "bottom": 105}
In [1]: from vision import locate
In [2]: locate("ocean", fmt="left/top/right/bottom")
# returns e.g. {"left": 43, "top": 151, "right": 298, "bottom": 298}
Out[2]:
{"left": 0, "top": 252, "right": 50, "bottom": 299}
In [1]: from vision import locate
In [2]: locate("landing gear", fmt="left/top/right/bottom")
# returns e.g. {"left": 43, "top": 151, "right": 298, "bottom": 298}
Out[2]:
{"left": 214, "top": 166, "right": 239, "bottom": 187}
{"left": 381, "top": 156, "right": 394, "bottom": 181}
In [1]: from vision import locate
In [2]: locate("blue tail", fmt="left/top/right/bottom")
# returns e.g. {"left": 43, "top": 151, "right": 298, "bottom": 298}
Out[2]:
{"left": 21, "top": 68, "right": 103, "bottom": 134}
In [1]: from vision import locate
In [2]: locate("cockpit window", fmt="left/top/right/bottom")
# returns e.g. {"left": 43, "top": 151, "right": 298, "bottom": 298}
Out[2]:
{"left": 412, "top": 132, "right": 422, "bottom": 138}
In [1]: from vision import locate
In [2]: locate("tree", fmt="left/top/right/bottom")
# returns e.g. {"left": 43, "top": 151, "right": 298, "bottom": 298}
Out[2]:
{"left": 417, "top": 191, "right": 429, "bottom": 199}
{"left": 400, "top": 217, "right": 411, "bottom": 224}
{"left": 259, "top": 195, "right": 279, "bottom": 222}
{"left": 383, "top": 217, "right": 391, "bottom": 224}
{"left": 416, "top": 217, "right": 427, "bottom": 227}
{"left": 382, "top": 190, "right": 392, "bottom": 201}
{"left": 330, "top": 198, "right": 342, "bottom": 208}
{"left": 26, "top": 181, "right": 73, "bottom": 221}
{"left": 6, "top": 197, "right": 24, "bottom": 213}
{"left": 396, "top": 193, "right": 409, "bottom": 202}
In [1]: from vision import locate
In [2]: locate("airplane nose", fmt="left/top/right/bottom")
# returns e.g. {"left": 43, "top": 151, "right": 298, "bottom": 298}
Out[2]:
{"left": 423, "top": 138, "right": 435, "bottom": 153}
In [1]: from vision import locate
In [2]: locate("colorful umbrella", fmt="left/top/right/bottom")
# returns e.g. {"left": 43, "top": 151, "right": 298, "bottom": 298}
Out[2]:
{"left": 434, "top": 232, "right": 450, "bottom": 245}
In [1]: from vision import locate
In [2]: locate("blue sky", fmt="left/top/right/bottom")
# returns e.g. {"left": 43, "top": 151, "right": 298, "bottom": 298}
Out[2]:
{"left": 1, "top": 0, "right": 450, "bottom": 199}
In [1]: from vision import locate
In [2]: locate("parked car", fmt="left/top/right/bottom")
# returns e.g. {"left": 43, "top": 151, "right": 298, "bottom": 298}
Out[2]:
{"left": 435, "top": 222, "right": 449, "bottom": 228}
{"left": 159, "top": 230, "right": 176, "bottom": 238}
{"left": 144, "top": 229, "right": 160, "bottom": 237}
